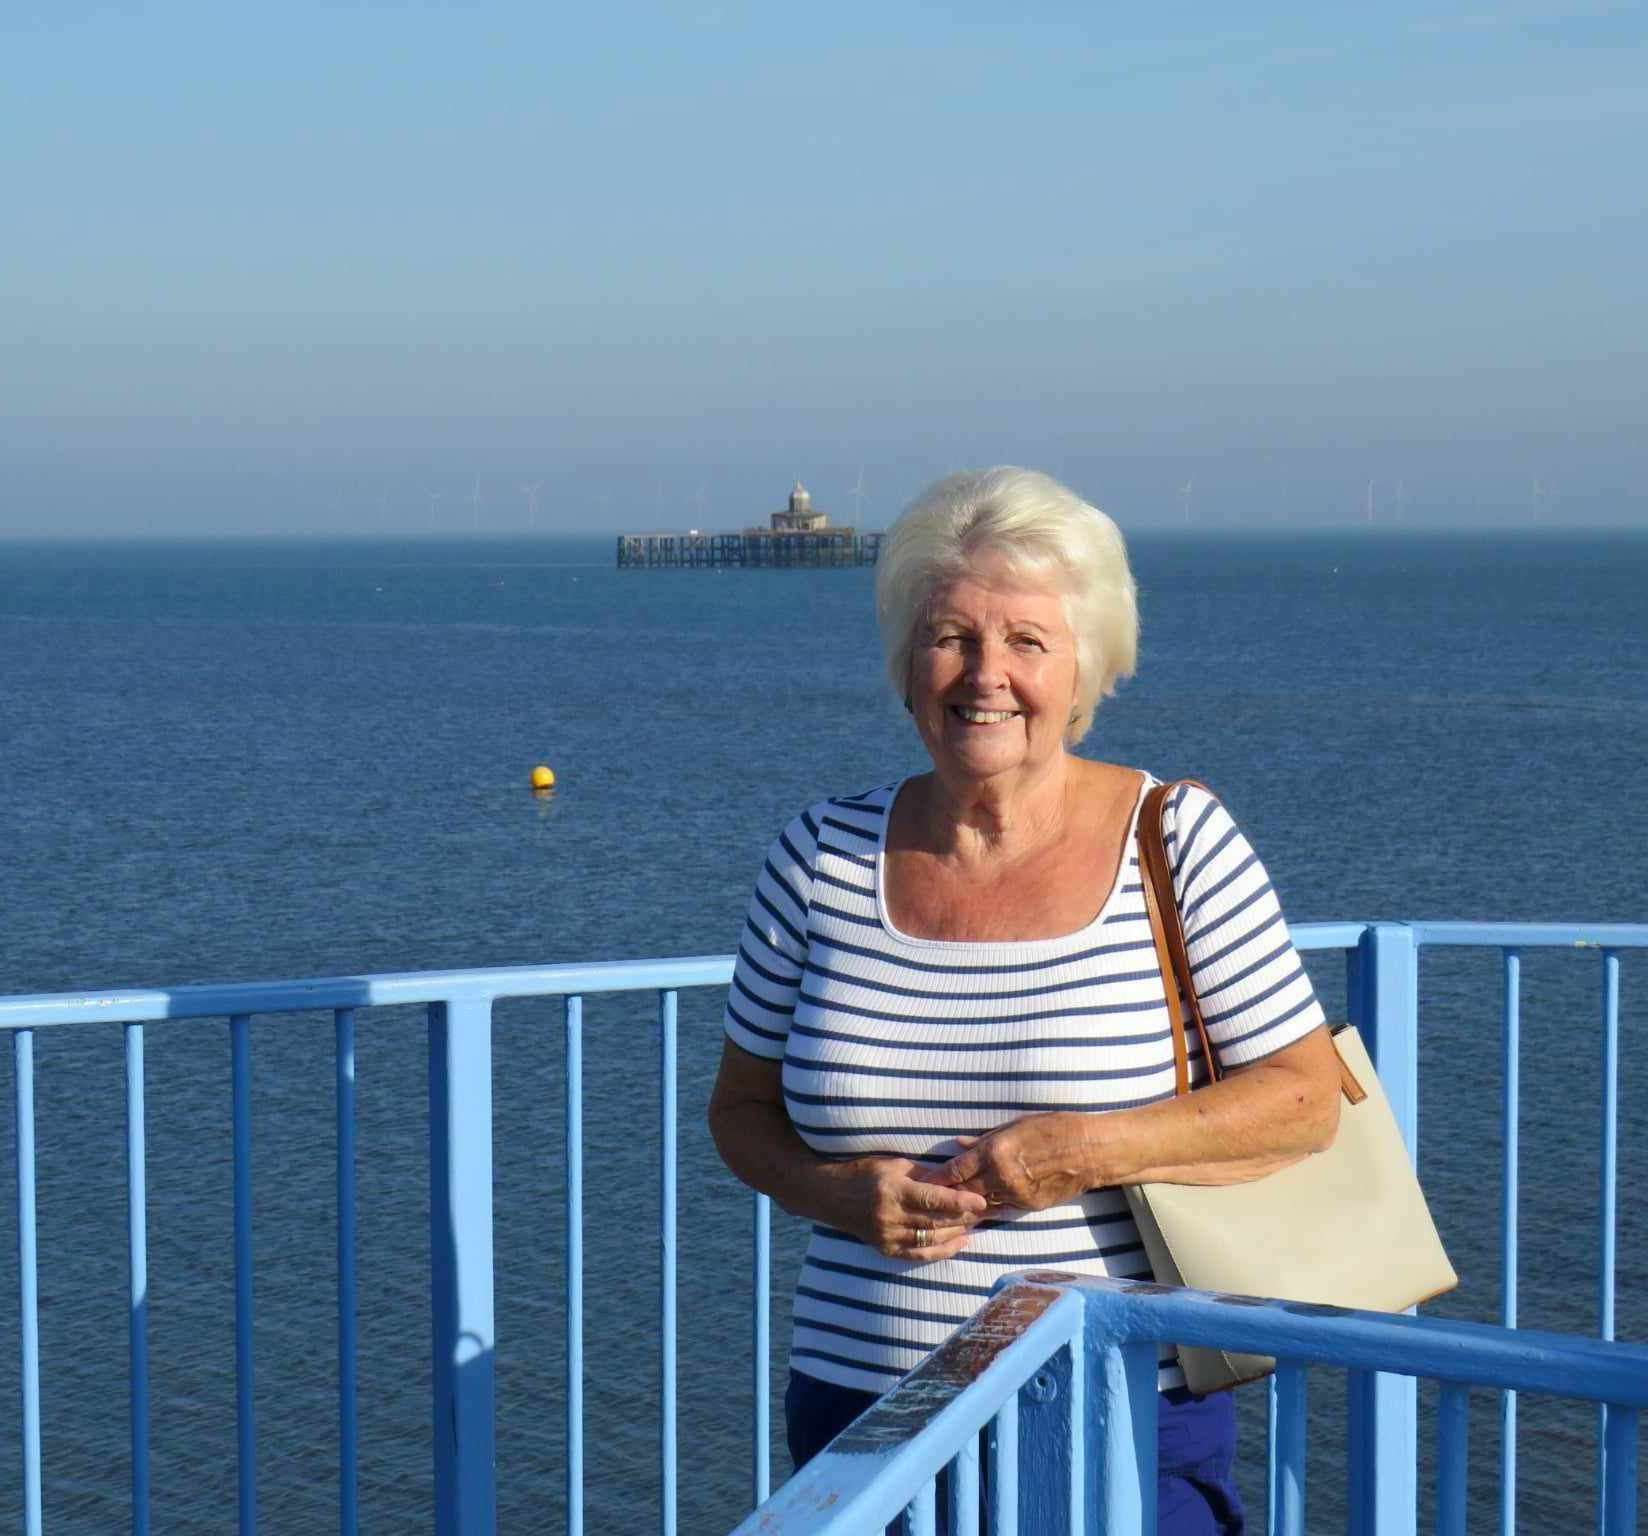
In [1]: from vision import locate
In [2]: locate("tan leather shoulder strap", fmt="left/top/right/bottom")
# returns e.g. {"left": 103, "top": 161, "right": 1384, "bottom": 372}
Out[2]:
{"left": 1141, "top": 779, "right": 1362, "bottom": 1105}
{"left": 1139, "top": 825, "right": 1190, "bottom": 1097}
{"left": 1137, "top": 779, "right": 1221, "bottom": 1091}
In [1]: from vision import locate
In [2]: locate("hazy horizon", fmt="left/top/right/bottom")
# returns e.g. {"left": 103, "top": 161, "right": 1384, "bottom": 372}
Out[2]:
{"left": 2, "top": 501, "right": 1639, "bottom": 542}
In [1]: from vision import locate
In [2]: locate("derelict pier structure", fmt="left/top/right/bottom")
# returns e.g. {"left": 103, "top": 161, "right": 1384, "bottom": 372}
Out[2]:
{"left": 617, "top": 482, "right": 883, "bottom": 569}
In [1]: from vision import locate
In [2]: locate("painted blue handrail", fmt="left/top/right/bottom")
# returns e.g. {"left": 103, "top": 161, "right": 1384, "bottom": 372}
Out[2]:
{"left": 0, "top": 954, "right": 741, "bottom": 1030}
{"left": 736, "top": 1274, "right": 1648, "bottom": 1536}
{"left": 3, "top": 923, "right": 1643, "bottom": 1534}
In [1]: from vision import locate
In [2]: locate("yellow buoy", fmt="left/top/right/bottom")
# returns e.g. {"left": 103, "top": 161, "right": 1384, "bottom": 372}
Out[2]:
{"left": 531, "top": 765, "right": 556, "bottom": 790}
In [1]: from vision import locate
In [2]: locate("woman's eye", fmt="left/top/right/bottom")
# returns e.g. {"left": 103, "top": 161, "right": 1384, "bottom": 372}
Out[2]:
{"left": 1010, "top": 635, "right": 1044, "bottom": 651}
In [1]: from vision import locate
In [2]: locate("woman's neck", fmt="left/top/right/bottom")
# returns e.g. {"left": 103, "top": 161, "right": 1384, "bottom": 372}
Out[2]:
{"left": 912, "top": 755, "right": 1077, "bottom": 864}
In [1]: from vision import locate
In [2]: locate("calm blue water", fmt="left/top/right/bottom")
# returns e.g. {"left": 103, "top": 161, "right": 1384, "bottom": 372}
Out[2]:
{"left": 0, "top": 531, "right": 1643, "bottom": 1532}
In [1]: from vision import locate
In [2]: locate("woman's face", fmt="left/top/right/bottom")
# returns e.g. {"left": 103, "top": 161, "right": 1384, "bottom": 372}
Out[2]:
{"left": 908, "top": 551, "right": 1080, "bottom": 789}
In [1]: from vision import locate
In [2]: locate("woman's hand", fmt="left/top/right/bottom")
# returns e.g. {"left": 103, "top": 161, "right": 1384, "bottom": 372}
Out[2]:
{"left": 708, "top": 1040, "right": 989, "bottom": 1263}
{"left": 821, "top": 1155, "right": 989, "bottom": 1262}
{"left": 917, "top": 1113, "right": 1098, "bottom": 1212}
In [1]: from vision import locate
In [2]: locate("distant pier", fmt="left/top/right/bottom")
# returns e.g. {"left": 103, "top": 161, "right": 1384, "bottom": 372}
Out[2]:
{"left": 617, "top": 480, "right": 883, "bottom": 569}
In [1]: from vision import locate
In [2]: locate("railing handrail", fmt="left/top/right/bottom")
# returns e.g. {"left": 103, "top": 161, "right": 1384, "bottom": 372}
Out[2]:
{"left": 1047, "top": 1275, "right": 1648, "bottom": 1402}
{"left": 0, "top": 953, "right": 737, "bottom": 1030}
{"left": 1407, "top": 921, "right": 1648, "bottom": 948}
{"left": 739, "top": 1274, "right": 1648, "bottom": 1534}
{"left": 7, "top": 919, "right": 1643, "bottom": 1032}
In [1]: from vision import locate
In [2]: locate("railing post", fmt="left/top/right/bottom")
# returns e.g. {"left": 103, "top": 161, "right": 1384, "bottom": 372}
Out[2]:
{"left": 125, "top": 1022, "right": 152, "bottom": 1536}
{"left": 15, "top": 1029, "right": 43, "bottom": 1536}
{"left": 1016, "top": 1341, "right": 1082, "bottom": 1536}
{"left": 565, "top": 994, "right": 585, "bottom": 1536}
{"left": 429, "top": 997, "right": 497, "bottom": 1536}
{"left": 1345, "top": 923, "right": 1419, "bottom": 1536}
{"left": 1500, "top": 949, "right": 1521, "bottom": 1531}
{"left": 230, "top": 1014, "right": 258, "bottom": 1536}
{"left": 988, "top": 1387, "right": 1018, "bottom": 1532}
{"left": 335, "top": 1008, "right": 359, "bottom": 1536}
{"left": 752, "top": 1193, "right": 771, "bottom": 1506}
{"left": 1084, "top": 1308, "right": 1157, "bottom": 1536}
{"left": 659, "top": 989, "right": 678, "bottom": 1536}
{"left": 1598, "top": 949, "right": 1621, "bottom": 1533}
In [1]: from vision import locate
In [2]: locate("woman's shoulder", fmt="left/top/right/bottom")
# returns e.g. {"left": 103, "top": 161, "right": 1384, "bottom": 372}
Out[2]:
{"left": 817, "top": 780, "right": 902, "bottom": 817}
{"left": 1102, "top": 768, "right": 1232, "bottom": 847}
{"left": 770, "top": 780, "right": 901, "bottom": 857}
{"left": 1113, "top": 767, "right": 1223, "bottom": 811}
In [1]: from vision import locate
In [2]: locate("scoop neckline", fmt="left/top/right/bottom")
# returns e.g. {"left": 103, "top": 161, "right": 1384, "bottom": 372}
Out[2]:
{"left": 872, "top": 768, "right": 1154, "bottom": 951}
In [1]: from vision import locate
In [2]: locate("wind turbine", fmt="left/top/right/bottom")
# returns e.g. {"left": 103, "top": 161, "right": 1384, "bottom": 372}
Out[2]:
{"left": 849, "top": 464, "right": 866, "bottom": 526}
{"left": 423, "top": 486, "right": 443, "bottom": 533}
{"left": 521, "top": 480, "right": 544, "bottom": 532}
{"left": 1181, "top": 479, "right": 1194, "bottom": 525}
{"left": 1365, "top": 480, "right": 1376, "bottom": 524}
{"left": 466, "top": 473, "right": 484, "bottom": 532}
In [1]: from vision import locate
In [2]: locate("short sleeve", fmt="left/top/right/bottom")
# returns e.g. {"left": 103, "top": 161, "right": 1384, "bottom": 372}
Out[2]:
{"left": 1164, "top": 782, "right": 1326, "bottom": 1070}
{"left": 722, "top": 809, "right": 819, "bottom": 1060}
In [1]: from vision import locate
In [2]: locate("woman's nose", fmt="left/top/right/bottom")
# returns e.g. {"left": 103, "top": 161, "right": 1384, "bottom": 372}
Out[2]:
{"left": 966, "top": 637, "right": 1010, "bottom": 690}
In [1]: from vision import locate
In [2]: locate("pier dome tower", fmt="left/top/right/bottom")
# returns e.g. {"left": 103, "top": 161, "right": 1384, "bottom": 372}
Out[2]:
{"left": 772, "top": 480, "right": 827, "bottom": 532}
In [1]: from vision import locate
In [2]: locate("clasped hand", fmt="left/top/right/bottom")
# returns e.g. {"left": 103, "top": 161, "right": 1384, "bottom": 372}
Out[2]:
{"left": 828, "top": 1155, "right": 987, "bottom": 1262}
{"left": 914, "top": 1112, "right": 1097, "bottom": 1214}
{"left": 834, "top": 1113, "right": 1097, "bottom": 1262}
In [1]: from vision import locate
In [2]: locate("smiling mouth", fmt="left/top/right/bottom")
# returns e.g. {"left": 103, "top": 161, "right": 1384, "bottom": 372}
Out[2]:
{"left": 951, "top": 706, "right": 1020, "bottom": 725}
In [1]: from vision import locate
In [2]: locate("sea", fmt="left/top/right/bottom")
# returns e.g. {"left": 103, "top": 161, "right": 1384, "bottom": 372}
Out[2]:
{"left": 0, "top": 530, "right": 1644, "bottom": 1534}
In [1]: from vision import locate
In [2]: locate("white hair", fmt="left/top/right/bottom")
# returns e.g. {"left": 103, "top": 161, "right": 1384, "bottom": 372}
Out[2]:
{"left": 874, "top": 467, "right": 1138, "bottom": 744}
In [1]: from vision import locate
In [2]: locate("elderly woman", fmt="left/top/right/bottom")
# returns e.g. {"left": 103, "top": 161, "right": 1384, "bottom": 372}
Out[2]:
{"left": 709, "top": 467, "right": 1342, "bottom": 1534}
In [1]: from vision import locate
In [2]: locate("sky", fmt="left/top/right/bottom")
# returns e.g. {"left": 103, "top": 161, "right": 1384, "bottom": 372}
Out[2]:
{"left": 3, "top": 0, "right": 1646, "bottom": 535}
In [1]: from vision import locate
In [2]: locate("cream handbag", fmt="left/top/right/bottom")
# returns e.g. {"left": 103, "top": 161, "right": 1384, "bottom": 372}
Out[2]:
{"left": 1124, "top": 781, "right": 1458, "bottom": 1394}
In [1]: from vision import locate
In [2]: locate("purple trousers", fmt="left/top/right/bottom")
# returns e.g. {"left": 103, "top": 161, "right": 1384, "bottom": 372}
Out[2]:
{"left": 786, "top": 1368, "right": 1245, "bottom": 1535}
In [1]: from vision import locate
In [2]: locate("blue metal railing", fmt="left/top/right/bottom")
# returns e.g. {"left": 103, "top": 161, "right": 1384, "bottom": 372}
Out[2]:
{"left": 2, "top": 956, "right": 730, "bottom": 1536}
{"left": 1402, "top": 922, "right": 1639, "bottom": 1536}
{"left": 3, "top": 923, "right": 1643, "bottom": 1534}
{"left": 735, "top": 1273, "right": 1647, "bottom": 1536}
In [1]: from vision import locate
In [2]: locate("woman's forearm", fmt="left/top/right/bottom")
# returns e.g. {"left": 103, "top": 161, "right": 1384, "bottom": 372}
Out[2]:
{"left": 932, "top": 1029, "right": 1342, "bottom": 1208}
{"left": 1075, "top": 1056, "right": 1337, "bottom": 1186}
{"left": 709, "top": 1095, "right": 857, "bottom": 1225}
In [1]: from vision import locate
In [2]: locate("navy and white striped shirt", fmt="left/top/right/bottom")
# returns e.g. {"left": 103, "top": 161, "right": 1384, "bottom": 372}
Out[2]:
{"left": 723, "top": 773, "right": 1325, "bottom": 1394}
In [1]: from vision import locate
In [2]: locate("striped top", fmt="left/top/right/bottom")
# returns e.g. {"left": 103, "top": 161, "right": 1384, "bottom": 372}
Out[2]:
{"left": 722, "top": 772, "right": 1326, "bottom": 1394}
